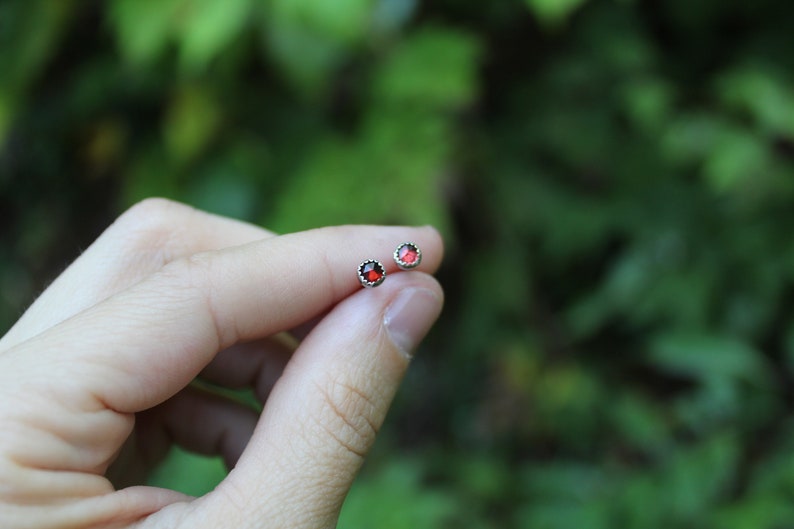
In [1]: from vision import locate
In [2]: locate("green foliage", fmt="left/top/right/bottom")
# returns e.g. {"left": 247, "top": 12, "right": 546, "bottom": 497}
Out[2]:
{"left": 3, "top": 0, "right": 794, "bottom": 528}
{"left": 271, "top": 26, "right": 478, "bottom": 233}
{"left": 524, "top": 0, "right": 590, "bottom": 27}
{"left": 339, "top": 458, "right": 459, "bottom": 529}
{"left": 148, "top": 446, "right": 227, "bottom": 497}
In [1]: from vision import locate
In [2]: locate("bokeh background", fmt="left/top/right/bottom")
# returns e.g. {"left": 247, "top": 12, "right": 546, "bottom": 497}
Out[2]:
{"left": 3, "top": 0, "right": 794, "bottom": 527}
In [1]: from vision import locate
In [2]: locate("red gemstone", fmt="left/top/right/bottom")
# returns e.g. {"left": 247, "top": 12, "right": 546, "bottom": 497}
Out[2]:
{"left": 364, "top": 266, "right": 382, "bottom": 282}
{"left": 395, "top": 243, "right": 421, "bottom": 269}
{"left": 398, "top": 245, "right": 418, "bottom": 264}
{"left": 359, "top": 260, "right": 385, "bottom": 287}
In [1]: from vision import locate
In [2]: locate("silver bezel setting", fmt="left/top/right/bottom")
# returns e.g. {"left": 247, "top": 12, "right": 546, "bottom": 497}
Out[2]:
{"left": 358, "top": 259, "right": 386, "bottom": 287}
{"left": 393, "top": 242, "right": 422, "bottom": 270}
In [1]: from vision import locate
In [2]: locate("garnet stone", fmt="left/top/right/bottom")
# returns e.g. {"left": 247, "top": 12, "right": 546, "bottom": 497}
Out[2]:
{"left": 358, "top": 259, "right": 386, "bottom": 287}
{"left": 394, "top": 242, "right": 421, "bottom": 270}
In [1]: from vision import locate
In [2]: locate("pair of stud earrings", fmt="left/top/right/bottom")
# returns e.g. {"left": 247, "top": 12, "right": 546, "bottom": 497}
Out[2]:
{"left": 357, "top": 242, "right": 422, "bottom": 288}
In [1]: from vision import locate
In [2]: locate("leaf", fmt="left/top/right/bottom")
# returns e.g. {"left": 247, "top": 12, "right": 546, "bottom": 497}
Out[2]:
{"left": 658, "top": 435, "right": 740, "bottom": 521}
{"left": 710, "top": 496, "right": 794, "bottom": 529}
{"left": 372, "top": 26, "right": 481, "bottom": 109}
{"left": 703, "top": 127, "right": 768, "bottom": 192}
{"left": 746, "top": 419, "right": 794, "bottom": 495}
{"left": 108, "top": 0, "right": 181, "bottom": 66}
{"left": 266, "top": 137, "right": 377, "bottom": 230}
{"left": 163, "top": 84, "right": 222, "bottom": 164}
{"left": 339, "top": 458, "right": 458, "bottom": 529}
{"left": 609, "top": 392, "right": 671, "bottom": 454}
{"left": 185, "top": 169, "right": 257, "bottom": 221}
{"left": 0, "top": 1, "right": 73, "bottom": 142}
{"left": 177, "top": 0, "right": 252, "bottom": 73}
{"left": 121, "top": 145, "right": 180, "bottom": 206}
{"left": 262, "top": 23, "right": 345, "bottom": 94}
{"left": 262, "top": 0, "right": 374, "bottom": 93}
{"left": 0, "top": 1, "right": 75, "bottom": 92}
{"left": 111, "top": 0, "right": 252, "bottom": 71}
{"left": 269, "top": 0, "right": 374, "bottom": 44}
{"left": 520, "top": 462, "right": 609, "bottom": 503}
{"left": 371, "top": 0, "right": 419, "bottom": 35}
{"left": 454, "top": 455, "right": 512, "bottom": 501}
{"left": 524, "top": 0, "right": 590, "bottom": 27}
{"left": 147, "top": 445, "right": 226, "bottom": 496}
{"left": 621, "top": 77, "right": 675, "bottom": 132}
{"left": 647, "top": 333, "right": 771, "bottom": 386}
{"left": 515, "top": 501, "right": 611, "bottom": 529}
{"left": 718, "top": 66, "right": 794, "bottom": 138}
{"left": 662, "top": 113, "right": 724, "bottom": 165}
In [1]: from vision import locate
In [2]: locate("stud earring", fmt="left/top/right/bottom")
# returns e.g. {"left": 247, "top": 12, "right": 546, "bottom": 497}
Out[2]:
{"left": 358, "top": 259, "right": 386, "bottom": 287}
{"left": 394, "top": 242, "right": 421, "bottom": 270}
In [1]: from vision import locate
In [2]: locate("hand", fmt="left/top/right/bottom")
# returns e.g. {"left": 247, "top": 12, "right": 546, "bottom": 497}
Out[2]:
{"left": 0, "top": 199, "right": 444, "bottom": 529}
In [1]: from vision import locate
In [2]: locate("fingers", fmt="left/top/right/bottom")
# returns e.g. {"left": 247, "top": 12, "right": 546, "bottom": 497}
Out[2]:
{"left": 5, "top": 225, "right": 443, "bottom": 416}
{"left": 199, "top": 335, "right": 295, "bottom": 403}
{"left": 196, "top": 271, "right": 444, "bottom": 528}
{"left": 0, "top": 198, "right": 275, "bottom": 352}
{"left": 139, "top": 387, "right": 259, "bottom": 469}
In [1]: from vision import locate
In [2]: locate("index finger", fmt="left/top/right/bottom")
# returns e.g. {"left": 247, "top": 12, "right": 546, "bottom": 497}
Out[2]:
{"left": 0, "top": 198, "right": 276, "bottom": 352}
{"left": 7, "top": 225, "right": 443, "bottom": 413}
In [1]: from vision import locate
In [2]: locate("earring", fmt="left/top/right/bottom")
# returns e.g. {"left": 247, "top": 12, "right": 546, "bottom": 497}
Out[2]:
{"left": 358, "top": 259, "right": 386, "bottom": 287}
{"left": 394, "top": 242, "right": 421, "bottom": 270}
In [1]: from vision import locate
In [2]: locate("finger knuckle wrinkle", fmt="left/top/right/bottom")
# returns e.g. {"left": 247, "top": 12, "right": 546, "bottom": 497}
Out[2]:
{"left": 159, "top": 252, "right": 236, "bottom": 348}
{"left": 160, "top": 252, "right": 212, "bottom": 290}
{"left": 314, "top": 379, "right": 380, "bottom": 459}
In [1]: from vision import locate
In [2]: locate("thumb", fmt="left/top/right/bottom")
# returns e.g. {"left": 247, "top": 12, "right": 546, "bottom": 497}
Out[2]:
{"left": 196, "top": 271, "right": 443, "bottom": 528}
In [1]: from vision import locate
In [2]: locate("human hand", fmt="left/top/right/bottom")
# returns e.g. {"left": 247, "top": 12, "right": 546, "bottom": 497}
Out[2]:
{"left": 0, "top": 199, "right": 444, "bottom": 529}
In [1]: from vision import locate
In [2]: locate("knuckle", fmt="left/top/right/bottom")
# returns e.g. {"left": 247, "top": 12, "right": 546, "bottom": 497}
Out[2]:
{"left": 119, "top": 197, "right": 186, "bottom": 230}
{"left": 162, "top": 250, "right": 214, "bottom": 280}
{"left": 156, "top": 251, "right": 236, "bottom": 347}
{"left": 157, "top": 251, "right": 216, "bottom": 305}
{"left": 112, "top": 198, "right": 194, "bottom": 261}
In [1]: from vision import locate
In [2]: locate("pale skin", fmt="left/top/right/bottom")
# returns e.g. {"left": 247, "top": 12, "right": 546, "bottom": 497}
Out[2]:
{"left": 0, "top": 198, "right": 445, "bottom": 529}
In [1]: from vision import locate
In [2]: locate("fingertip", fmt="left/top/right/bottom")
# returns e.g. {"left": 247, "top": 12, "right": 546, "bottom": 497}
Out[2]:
{"left": 415, "top": 225, "right": 445, "bottom": 273}
{"left": 421, "top": 224, "right": 445, "bottom": 255}
{"left": 384, "top": 284, "right": 443, "bottom": 357}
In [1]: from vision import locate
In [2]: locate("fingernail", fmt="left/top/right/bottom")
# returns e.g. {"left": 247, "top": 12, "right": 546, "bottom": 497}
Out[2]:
{"left": 384, "top": 288, "right": 442, "bottom": 357}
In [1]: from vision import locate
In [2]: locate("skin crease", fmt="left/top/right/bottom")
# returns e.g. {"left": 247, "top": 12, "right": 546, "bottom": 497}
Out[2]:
{"left": 0, "top": 199, "right": 444, "bottom": 529}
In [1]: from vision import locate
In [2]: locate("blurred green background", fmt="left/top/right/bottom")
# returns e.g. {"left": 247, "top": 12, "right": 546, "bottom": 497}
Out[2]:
{"left": 3, "top": 0, "right": 794, "bottom": 527}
